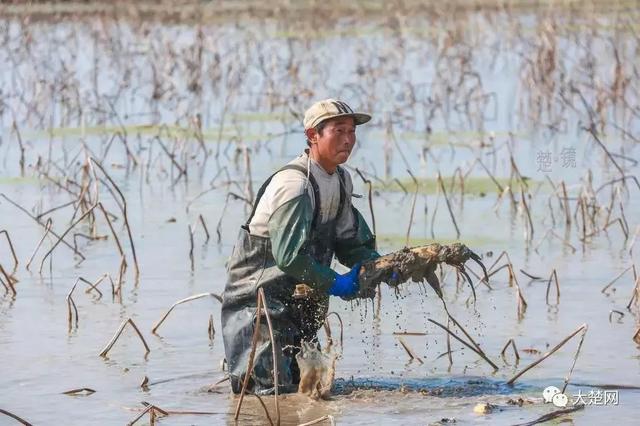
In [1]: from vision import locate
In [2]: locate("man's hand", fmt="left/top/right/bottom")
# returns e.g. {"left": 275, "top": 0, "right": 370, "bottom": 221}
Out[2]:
{"left": 328, "top": 263, "right": 361, "bottom": 297}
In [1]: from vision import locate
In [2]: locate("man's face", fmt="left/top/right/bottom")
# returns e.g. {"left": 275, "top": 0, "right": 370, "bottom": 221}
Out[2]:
{"left": 309, "top": 116, "right": 357, "bottom": 167}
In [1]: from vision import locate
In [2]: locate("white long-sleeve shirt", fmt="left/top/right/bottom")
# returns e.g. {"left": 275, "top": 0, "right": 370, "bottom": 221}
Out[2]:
{"left": 248, "top": 151, "right": 357, "bottom": 240}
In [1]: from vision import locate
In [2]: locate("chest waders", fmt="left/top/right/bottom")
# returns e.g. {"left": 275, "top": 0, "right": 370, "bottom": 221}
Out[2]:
{"left": 221, "top": 164, "right": 347, "bottom": 395}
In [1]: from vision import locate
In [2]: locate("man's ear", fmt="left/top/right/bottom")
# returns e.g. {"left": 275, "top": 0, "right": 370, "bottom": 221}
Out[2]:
{"left": 305, "top": 128, "right": 317, "bottom": 144}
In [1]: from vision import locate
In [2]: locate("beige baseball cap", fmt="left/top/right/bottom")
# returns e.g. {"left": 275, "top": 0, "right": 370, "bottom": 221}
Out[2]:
{"left": 303, "top": 98, "right": 372, "bottom": 130}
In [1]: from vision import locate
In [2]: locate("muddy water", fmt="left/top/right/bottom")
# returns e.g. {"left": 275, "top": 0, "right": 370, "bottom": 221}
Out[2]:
{"left": 1, "top": 3, "right": 640, "bottom": 425}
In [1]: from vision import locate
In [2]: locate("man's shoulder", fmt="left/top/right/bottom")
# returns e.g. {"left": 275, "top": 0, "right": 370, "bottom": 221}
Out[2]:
{"left": 266, "top": 157, "right": 310, "bottom": 198}
{"left": 284, "top": 153, "right": 308, "bottom": 170}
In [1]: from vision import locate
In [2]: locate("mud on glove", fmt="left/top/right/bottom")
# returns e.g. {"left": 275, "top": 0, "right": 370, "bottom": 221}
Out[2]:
{"left": 328, "top": 263, "right": 361, "bottom": 297}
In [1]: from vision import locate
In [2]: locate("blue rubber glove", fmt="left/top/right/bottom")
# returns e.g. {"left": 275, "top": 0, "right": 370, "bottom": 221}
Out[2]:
{"left": 329, "top": 263, "right": 361, "bottom": 297}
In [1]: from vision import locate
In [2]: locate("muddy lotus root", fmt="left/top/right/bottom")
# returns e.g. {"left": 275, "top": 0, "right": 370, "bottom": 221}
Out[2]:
{"left": 358, "top": 243, "right": 487, "bottom": 298}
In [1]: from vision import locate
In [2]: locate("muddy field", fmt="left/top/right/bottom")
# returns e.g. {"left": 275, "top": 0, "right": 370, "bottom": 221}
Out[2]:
{"left": 1, "top": 1, "right": 639, "bottom": 425}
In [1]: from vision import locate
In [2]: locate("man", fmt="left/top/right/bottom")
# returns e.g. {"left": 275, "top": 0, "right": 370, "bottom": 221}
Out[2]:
{"left": 221, "top": 98, "right": 379, "bottom": 395}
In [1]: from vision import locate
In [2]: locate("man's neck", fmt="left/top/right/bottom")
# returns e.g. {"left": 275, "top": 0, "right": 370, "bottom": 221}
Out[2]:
{"left": 307, "top": 149, "right": 337, "bottom": 174}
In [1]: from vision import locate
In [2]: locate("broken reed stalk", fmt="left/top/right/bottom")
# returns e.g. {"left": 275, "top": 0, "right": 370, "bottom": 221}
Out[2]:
{"left": 485, "top": 263, "right": 509, "bottom": 280}
{"left": 81, "top": 275, "right": 108, "bottom": 297}
{"left": 106, "top": 274, "right": 117, "bottom": 297}
{"left": 157, "top": 137, "right": 187, "bottom": 182}
{"left": 586, "top": 125, "right": 625, "bottom": 177}
{"left": 193, "top": 113, "right": 208, "bottom": 162}
{"left": 397, "top": 337, "right": 424, "bottom": 364}
{"left": 126, "top": 406, "right": 151, "bottom": 426}
{"left": 0, "top": 230, "right": 19, "bottom": 271}
{"left": 598, "top": 218, "right": 629, "bottom": 240}
{"left": 604, "top": 186, "right": 617, "bottom": 226}
{"left": 428, "top": 318, "right": 499, "bottom": 371}
{"left": 257, "top": 287, "right": 280, "bottom": 425}
{"left": 234, "top": 292, "right": 263, "bottom": 421}
{"left": 520, "top": 188, "right": 534, "bottom": 241}
{"left": 1, "top": 194, "right": 85, "bottom": 260}
{"left": 198, "top": 214, "right": 210, "bottom": 242}
{"left": 507, "top": 264, "right": 528, "bottom": 317}
{"left": 619, "top": 201, "right": 630, "bottom": 238}
{"left": 457, "top": 265, "right": 477, "bottom": 304}
{"left": 446, "top": 318, "right": 453, "bottom": 366}
{"left": 62, "top": 388, "right": 96, "bottom": 396}
{"left": 359, "top": 173, "right": 381, "bottom": 316}
{"left": 506, "top": 324, "right": 588, "bottom": 385}
{"left": 441, "top": 300, "right": 485, "bottom": 356}
{"left": 12, "top": 120, "right": 26, "bottom": 175}
{"left": 560, "top": 181, "right": 571, "bottom": 225}
{"left": 520, "top": 269, "right": 542, "bottom": 280}
{"left": 404, "top": 169, "right": 419, "bottom": 248}
{"left": 208, "top": 314, "right": 215, "bottom": 340}
{"left": 188, "top": 224, "right": 195, "bottom": 271}
{"left": 486, "top": 250, "right": 514, "bottom": 279}
{"left": 99, "top": 318, "right": 150, "bottom": 357}
{"left": 534, "top": 229, "right": 577, "bottom": 253}
{"left": 66, "top": 279, "right": 81, "bottom": 329}
{"left": 215, "top": 192, "right": 231, "bottom": 243}
{"left": 243, "top": 146, "right": 255, "bottom": 206}
{"left": 601, "top": 266, "right": 633, "bottom": 294}
{"left": 576, "top": 196, "right": 587, "bottom": 241}
{"left": 437, "top": 172, "right": 461, "bottom": 239}
{"left": 464, "top": 266, "right": 493, "bottom": 290}
{"left": 561, "top": 324, "right": 589, "bottom": 394}
{"left": 89, "top": 158, "right": 140, "bottom": 276}
{"left": 152, "top": 292, "right": 223, "bottom": 334}
{"left": 115, "top": 255, "right": 127, "bottom": 297}
{"left": 0, "top": 409, "right": 32, "bottom": 426}
{"left": 608, "top": 310, "right": 624, "bottom": 322}
{"left": 500, "top": 338, "right": 520, "bottom": 364}
{"left": 0, "top": 263, "right": 16, "bottom": 295}
{"left": 513, "top": 404, "right": 584, "bottom": 426}
{"left": 324, "top": 311, "right": 344, "bottom": 349}
{"left": 595, "top": 175, "right": 640, "bottom": 195}
{"left": 355, "top": 168, "right": 377, "bottom": 244}
{"left": 546, "top": 269, "right": 560, "bottom": 305}
{"left": 508, "top": 148, "right": 528, "bottom": 194}
{"left": 477, "top": 157, "right": 504, "bottom": 194}
{"left": 252, "top": 394, "right": 274, "bottom": 426}
{"left": 394, "top": 178, "right": 408, "bottom": 194}
{"left": 430, "top": 176, "right": 440, "bottom": 239}
{"left": 0, "top": 274, "right": 9, "bottom": 294}
{"left": 39, "top": 202, "right": 97, "bottom": 273}
{"left": 492, "top": 186, "right": 512, "bottom": 211}
{"left": 134, "top": 405, "right": 221, "bottom": 416}
{"left": 546, "top": 195, "right": 556, "bottom": 227}
{"left": 73, "top": 233, "right": 107, "bottom": 252}
{"left": 98, "top": 202, "right": 124, "bottom": 257}
{"left": 35, "top": 200, "right": 77, "bottom": 221}
{"left": 141, "top": 402, "right": 169, "bottom": 417}
{"left": 450, "top": 166, "right": 465, "bottom": 202}
{"left": 234, "top": 288, "right": 280, "bottom": 425}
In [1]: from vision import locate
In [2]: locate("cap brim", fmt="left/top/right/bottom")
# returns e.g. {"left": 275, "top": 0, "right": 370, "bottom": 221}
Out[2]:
{"left": 351, "top": 112, "right": 372, "bottom": 125}
{"left": 314, "top": 112, "right": 371, "bottom": 128}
